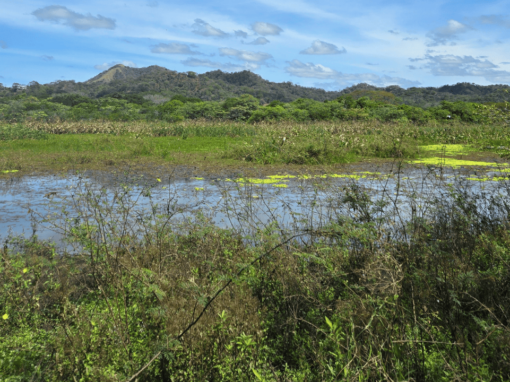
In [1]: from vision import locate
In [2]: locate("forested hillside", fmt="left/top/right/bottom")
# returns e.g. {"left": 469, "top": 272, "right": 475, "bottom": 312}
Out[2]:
{"left": 1, "top": 64, "right": 510, "bottom": 107}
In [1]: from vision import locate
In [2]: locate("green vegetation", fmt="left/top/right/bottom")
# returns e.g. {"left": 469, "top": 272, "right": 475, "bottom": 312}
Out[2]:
{"left": 1, "top": 173, "right": 510, "bottom": 381}
{"left": 1, "top": 90, "right": 509, "bottom": 126}
{"left": 1, "top": 119, "right": 510, "bottom": 172}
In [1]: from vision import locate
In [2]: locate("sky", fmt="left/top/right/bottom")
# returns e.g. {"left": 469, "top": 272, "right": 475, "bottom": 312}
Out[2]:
{"left": 1, "top": 0, "right": 509, "bottom": 90}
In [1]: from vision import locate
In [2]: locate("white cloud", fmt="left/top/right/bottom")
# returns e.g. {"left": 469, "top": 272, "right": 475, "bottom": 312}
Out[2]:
{"left": 416, "top": 54, "right": 510, "bottom": 83}
{"left": 32, "top": 5, "right": 116, "bottom": 31}
{"left": 182, "top": 57, "right": 258, "bottom": 71}
{"left": 427, "top": 20, "right": 473, "bottom": 46}
{"left": 285, "top": 59, "right": 340, "bottom": 79}
{"left": 151, "top": 42, "right": 202, "bottom": 55}
{"left": 219, "top": 47, "right": 272, "bottom": 63}
{"left": 251, "top": 22, "right": 283, "bottom": 36}
{"left": 300, "top": 40, "right": 346, "bottom": 55}
{"left": 94, "top": 60, "right": 137, "bottom": 71}
{"left": 245, "top": 37, "right": 270, "bottom": 45}
{"left": 286, "top": 59, "right": 420, "bottom": 88}
{"left": 192, "top": 19, "right": 227, "bottom": 37}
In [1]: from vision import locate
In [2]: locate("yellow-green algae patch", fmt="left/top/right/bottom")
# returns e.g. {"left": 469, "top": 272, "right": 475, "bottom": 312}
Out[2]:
{"left": 1, "top": 170, "right": 19, "bottom": 174}
{"left": 409, "top": 157, "right": 508, "bottom": 168}
{"left": 418, "top": 144, "right": 475, "bottom": 156}
{"left": 466, "top": 176, "right": 509, "bottom": 182}
{"left": 329, "top": 174, "right": 363, "bottom": 179}
{"left": 267, "top": 175, "right": 297, "bottom": 180}
{"left": 236, "top": 177, "right": 285, "bottom": 184}
{"left": 272, "top": 184, "right": 288, "bottom": 188}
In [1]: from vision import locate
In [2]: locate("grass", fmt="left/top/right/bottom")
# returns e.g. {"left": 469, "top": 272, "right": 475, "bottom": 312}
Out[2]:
{"left": 0, "top": 133, "right": 244, "bottom": 173}
{"left": 1, "top": 119, "right": 509, "bottom": 174}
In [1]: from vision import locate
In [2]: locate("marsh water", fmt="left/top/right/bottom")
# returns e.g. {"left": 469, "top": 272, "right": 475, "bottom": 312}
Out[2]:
{"left": 2, "top": 159, "right": 510, "bottom": 248}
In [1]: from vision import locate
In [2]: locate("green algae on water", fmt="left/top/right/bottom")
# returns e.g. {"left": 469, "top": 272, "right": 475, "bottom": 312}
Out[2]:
{"left": 409, "top": 157, "right": 508, "bottom": 168}
{"left": 418, "top": 144, "right": 475, "bottom": 156}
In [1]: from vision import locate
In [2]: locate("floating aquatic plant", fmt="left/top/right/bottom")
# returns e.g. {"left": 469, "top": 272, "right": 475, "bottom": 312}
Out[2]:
{"left": 409, "top": 157, "right": 508, "bottom": 168}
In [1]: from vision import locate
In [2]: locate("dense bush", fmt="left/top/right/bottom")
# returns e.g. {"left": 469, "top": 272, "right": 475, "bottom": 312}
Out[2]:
{"left": 0, "top": 91, "right": 508, "bottom": 125}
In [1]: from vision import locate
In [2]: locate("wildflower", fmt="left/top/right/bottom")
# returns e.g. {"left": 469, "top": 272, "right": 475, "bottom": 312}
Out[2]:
{"left": 157, "top": 178, "right": 161, "bottom": 182}
{"left": 2, "top": 313, "right": 8, "bottom": 320}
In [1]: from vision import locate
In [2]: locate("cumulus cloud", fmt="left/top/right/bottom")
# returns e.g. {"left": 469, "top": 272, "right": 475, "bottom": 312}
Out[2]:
{"left": 41, "top": 55, "right": 54, "bottom": 61}
{"left": 0, "top": 40, "right": 7, "bottom": 49}
{"left": 251, "top": 22, "right": 283, "bottom": 36}
{"left": 146, "top": 0, "right": 158, "bottom": 7}
{"left": 219, "top": 47, "right": 272, "bottom": 63}
{"left": 235, "top": 30, "right": 248, "bottom": 38}
{"left": 285, "top": 59, "right": 421, "bottom": 88}
{"left": 245, "top": 37, "right": 270, "bottom": 45}
{"left": 477, "top": 15, "right": 510, "bottom": 28}
{"left": 32, "top": 5, "right": 115, "bottom": 31}
{"left": 94, "top": 60, "right": 137, "bottom": 71}
{"left": 407, "top": 65, "right": 417, "bottom": 70}
{"left": 414, "top": 54, "right": 510, "bottom": 83}
{"left": 182, "top": 57, "right": 258, "bottom": 71}
{"left": 427, "top": 19, "right": 472, "bottom": 46}
{"left": 192, "top": 19, "right": 227, "bottom": 37}
{"left": 300, "top": 40, "right": 346, "bottom": 55}
{"left": 151, "top": 42, "right": 202, "bottom": 55}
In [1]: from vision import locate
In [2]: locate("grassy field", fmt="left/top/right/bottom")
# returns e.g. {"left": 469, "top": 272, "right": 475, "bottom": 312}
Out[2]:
{"left": 1, "top": 119, "right": 509, "bottom": 175}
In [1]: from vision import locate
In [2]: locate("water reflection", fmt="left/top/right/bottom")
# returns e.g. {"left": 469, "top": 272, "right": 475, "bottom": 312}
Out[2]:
{"left": 1, "top": 164, "right": 509, "bottom": 248}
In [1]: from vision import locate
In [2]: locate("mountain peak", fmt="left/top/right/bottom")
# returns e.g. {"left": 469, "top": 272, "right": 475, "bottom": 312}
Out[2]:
{"left": 85, "top": 64, "right": 170, "bottom": 84}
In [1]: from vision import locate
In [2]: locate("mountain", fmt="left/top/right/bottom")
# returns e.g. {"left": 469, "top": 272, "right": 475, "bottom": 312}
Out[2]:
{"left": 3, "top": 64, "right": 510, "bottom": 107}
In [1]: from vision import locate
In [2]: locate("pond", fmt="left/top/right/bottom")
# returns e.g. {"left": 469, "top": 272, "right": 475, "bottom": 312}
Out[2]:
{"left": 2, "top": 157, "right": 510, "bottom": 248}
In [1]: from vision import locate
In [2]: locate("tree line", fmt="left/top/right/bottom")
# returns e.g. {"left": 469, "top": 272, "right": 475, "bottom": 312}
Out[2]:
{"left": 0, "top": 90, "right": 509, "bottom": 125}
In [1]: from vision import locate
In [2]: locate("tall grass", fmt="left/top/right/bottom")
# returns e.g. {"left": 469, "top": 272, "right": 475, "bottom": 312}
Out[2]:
{"left": 2, "top": 119, "right": 510, "bottom": 170}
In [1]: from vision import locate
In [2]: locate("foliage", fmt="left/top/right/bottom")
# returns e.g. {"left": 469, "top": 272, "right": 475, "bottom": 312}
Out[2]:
{"left": 1, "top": 84, "right": 509, "bottom": 126}
{"left": 1, "top": 172, "right": 510, "bottom": 380}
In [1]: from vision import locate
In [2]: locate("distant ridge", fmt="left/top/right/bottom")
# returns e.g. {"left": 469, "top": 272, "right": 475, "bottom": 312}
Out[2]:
{"left": 6, "top": 65, "right": 510, "bottom": 107}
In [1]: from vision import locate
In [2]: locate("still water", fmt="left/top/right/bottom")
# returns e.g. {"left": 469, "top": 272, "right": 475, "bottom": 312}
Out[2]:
{"left": 1, "top": 163, "right": 509, "bottom": 246}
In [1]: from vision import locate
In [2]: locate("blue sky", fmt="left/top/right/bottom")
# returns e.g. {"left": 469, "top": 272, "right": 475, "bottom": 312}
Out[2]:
{"left": 1, "top": 0, "right": 509, "bottom": 90}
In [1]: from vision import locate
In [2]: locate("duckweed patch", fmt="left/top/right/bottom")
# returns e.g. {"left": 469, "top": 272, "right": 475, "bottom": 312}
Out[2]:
{"left": 418, "top": 144, "right": 476, "bottom": 156}
{"left": 466, "top": 176, "right": 510, "bottom": 182}
{"left": 409, "top": 157, "right": 508, "bottom": 168}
